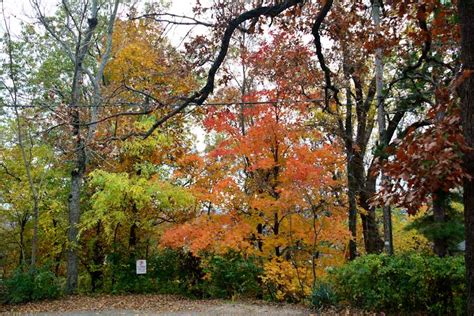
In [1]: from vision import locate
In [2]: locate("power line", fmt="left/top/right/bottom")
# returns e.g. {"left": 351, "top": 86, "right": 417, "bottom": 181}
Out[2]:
{"left": 0, "top": 98, "right": 326, "bottom": 109}
{"left": 0, "top": 94, "right": 436, "bottom": 112}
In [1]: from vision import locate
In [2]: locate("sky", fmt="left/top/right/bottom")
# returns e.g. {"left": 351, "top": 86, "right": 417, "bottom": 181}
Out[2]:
{"left": 1, "top": 0, "right": 209, "bottom": 151}
{"left": 1, "top": 0, "right": 206, "bottom": 37}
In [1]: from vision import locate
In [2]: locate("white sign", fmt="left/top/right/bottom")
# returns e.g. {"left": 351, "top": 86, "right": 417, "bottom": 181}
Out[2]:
{"left": 136, "top": 259, "right": 147, "bottom": 274}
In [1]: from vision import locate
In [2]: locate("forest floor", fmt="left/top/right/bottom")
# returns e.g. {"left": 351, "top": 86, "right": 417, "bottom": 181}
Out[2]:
{"left": 0, "top": 294, "right": 372, "bottom": 315}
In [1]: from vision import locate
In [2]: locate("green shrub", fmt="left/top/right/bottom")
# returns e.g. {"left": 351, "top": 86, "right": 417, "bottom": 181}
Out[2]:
{"left": 331, "top": 254, "right": 466, "bottom": 315}
{"left": 311, "top": 282, "right": 337, "bottom": 309}
{"left": 3, "top": 268, "right": 34, "bottom": 304}
{"left": 103, "top": 249, "right": 204, "bottom": 297}
{"left": 148, "top": 248, "right": 204, "bottom": 297}
{"left": 103, "top": 252, "right": 158, "bottom": 294}
{"left": 201, "top": 252, "right": 263, "bottom": 299}
{"left": 77, "top": 272, "right": 92, "bottom": 294}
{"left": 3, "top": 267, "right": 61, "bottom": 304}
{"left": 103, "top": 249, "right": 264, "bottom": 299}
{"left": 32, "top": 270, "right": 61, "bottom": 301}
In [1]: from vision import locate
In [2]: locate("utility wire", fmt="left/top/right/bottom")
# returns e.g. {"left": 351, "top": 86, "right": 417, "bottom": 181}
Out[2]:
{"left": 0, "top": 94, "right": 437, "bottom": 110}
{"left": 0, "top": 98, "right": 326, "bottom": 109}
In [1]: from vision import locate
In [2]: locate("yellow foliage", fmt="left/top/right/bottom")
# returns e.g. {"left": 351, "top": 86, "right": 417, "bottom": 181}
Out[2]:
{"left": 105, "top": 20, "right": 197, "bottom": 102}
{"left": 393, "top": 208, "right": 432, "bottom": 253}
{"left": 261, "top": 258, "right": 312, "bottom": 301}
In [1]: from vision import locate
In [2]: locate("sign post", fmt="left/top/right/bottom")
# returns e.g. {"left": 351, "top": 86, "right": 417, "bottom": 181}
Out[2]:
{"left": 136, "top": 259, "right": 147, "bottom": 275}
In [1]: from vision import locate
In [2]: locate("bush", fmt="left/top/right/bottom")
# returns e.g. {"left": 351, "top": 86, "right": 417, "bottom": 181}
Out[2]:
{"left": 261, "top": 259, "right": 311, "bottom": 302}
{"left": 3, "top": 267, "right": 61, "bottom": 304}
{"left": 148, "top": 248, "right": 204, "bottom": 297}
{"left": 103, "top": 252, "right": 158, "bottom": 294}
{"left": 77, "top": 272, "right": 92, "bottom": 294}
{"left": 201, "top": 252, "right": 262, "bottom": 299}
{"left": 103, "top": 249, "right": 264, "bottom": 299}
{"left": 103, "top": 249, "right": 204, "bottom": 296}
{"left": 311, "top": 282, "right": 337, "bottom": 309}
{"left": 32, "top": 270, "right": 61, "bottom": 301}
{"left": 331, "top": 253, "right": 466, "bottom": 315}
{"left": 2, "top": 268, "right": 34, "bottom": 304}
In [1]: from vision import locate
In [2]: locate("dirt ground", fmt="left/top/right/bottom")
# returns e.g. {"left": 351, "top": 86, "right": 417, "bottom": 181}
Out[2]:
{"left": 0, "top": 294, "right": 312, "bottom": 315}
{"left": 0, "top": 294, "right": 375, "bottom": 315}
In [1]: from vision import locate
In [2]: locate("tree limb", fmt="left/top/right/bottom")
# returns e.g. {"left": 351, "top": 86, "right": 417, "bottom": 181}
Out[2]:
{"left": 141, "top": 0, "right": 304, "bottom": 139}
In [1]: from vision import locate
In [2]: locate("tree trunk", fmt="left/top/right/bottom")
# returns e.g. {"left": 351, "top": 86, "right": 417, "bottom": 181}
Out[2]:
{"left": 64, "top": 1, "right": 99, "bottom": 294}
{"left": 342, "top": 43, "right": 383, "bottom": 256}
{"left": 65, "top": 62, "right": 88, "bottom": 294}
{"left": 129, "top": 223, "right": 138, "bottom": 250}
{"left": 90, "top": 222, "right": 104, "bottom": 292}
{"left": 65, "top": 46, "right": 88, "bottom": 292}
{"left": 347, "top": 161, "right": 358, "bottom": 260}
{"left": 343, "top": 53, "right": 358, "bottom": 260}
{"left": 354, "top": 152, "right": 384, "bottom": 254}
{"left": 66, "top": 143, "right": 86, "bottom": 293}
{"left": 458, "top": 0, "right": 474, "bottom": 313}
{"left": 18, "top": 218, "right": 27, "bottom": 266}
{"left": 432, "top": 192, "right": 448, "bottom": 257}
{"left": 273, "top": 212, "right": 281, "bottom": 257}
{"left": 372, "top": 0, "right": 393, "bottom": 255}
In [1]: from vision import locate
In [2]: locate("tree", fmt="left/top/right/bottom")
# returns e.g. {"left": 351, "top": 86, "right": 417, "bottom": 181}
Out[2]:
{"left": 1, "top": 13, "right": 41, "bottom": 268}
{"left": 310, "top": 0, "right": 460, "bottom": 258}
{"left": 457, "top": 0, "right": 474, "bottom": 313}
{"left": 372, "top": 0, "right": 393, "bottom": 255}
{"left": 31, "top": 0, "right": 120, "bottom": 293}
{"left": 311, "top": 0, "right": 386, "bottom": 257}
{"left": 0, "top": 121, "right": 68, "bottom": 272}
{"left": 136, "top": 0, "right": 305, "bottom": 138}
{"left": 161, "top": 31, "right": 350, "bottom": 300}
{"left": 74, "top": 17, "right": 199, "bottom": 290}
{"left": 376, "top": 97, "right": 466, "bottom": 256}
{"left": 368, "top": 0, "right": 463, "bottom": 258}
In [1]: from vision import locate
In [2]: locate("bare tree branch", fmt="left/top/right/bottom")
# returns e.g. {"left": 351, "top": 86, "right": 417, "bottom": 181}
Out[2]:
{"left": 311, "top": 0, "right": 340, "bottom": 108}
{"left": 140, "top": 0, "right": 305, "bottom": 139}
{"left": 132, "top": 12, "right": 213, "bottom": 27}
{"left": 87, "top": 0, "right": 120, "bottom": 139}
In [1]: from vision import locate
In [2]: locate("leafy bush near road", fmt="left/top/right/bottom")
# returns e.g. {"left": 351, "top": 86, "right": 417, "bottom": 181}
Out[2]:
{"left": 330, "top": 253, "right": 466, "bottom": 315}
{"left": 2, "top": 267, "right": 61, "bottom": 304}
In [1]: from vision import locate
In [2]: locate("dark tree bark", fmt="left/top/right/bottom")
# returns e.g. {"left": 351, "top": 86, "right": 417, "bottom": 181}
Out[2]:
{"left": 32, "top": 0, "right": 119, "bottom": 293}
{"left": 90, "top": 222, "right": 104, "bottom": 292}
{"left": 312, "top": 0, "right": 384, "bottom": 257}
{"left": 432, "top": 192, "right": 448, "bottom": 257}
{"left": 129, "top": 223, "right": 138, "bottom": 250}
{"left": 344, "top": 68, "right": 359, "bottom": 260}
{"left": 18, "top": 217, "right": 27, "bottom": 266}
{"left": 66, "top": 140, "right": 86, "bottom": 293}
{"left": 65, "top": 6, "right": 99, "bottom": 294}
{"left": 347, "top": 160, "right": 358, "bottom": 260}
{"left": 458, "top": 0, "right": 474, "bottom": 314}
{"left": 354, "top": 151, "right": 384, "bottom": 254}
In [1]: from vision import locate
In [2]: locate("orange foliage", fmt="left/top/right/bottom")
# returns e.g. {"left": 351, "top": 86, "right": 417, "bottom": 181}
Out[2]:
{"left": 161, "top": 32, "right": 350, "bottom": 298}
{"left": 161, "top": 212, "right": 252, "bottom": 254}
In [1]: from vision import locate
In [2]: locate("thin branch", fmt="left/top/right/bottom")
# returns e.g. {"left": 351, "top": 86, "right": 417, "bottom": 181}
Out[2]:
{"left": 0, "top": 162, "right": 21, "bottom": 182}
{"left": 311, "top": 0, "right": 341, "bottom": 108}
{"left": 87, "top": 0, "right": 120, "bottom": 140}
{"left": 31, "top": 0, "right": 77, "bottom": 64}
{"left": 80, "top": 108, "right": 154, "bottom": 127}
{"left": 141, "top": 0, "right": 305, "bottom": 139}
{"left": 133, "top": 12, "right": 213, "bottom": 27}
{"left": 61, "top": 0, "right": 80, "bottom": 41}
